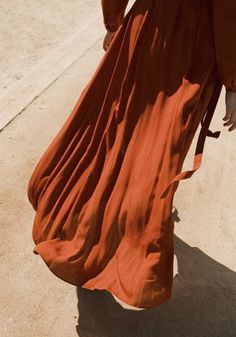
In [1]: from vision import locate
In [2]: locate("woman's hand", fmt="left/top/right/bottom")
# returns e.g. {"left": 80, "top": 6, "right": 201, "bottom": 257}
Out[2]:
{"left": 223, "top": 91, "right": 236, "bottom": 132}
{"left": 103, "top": 30, "right": 117, "bottom": 51}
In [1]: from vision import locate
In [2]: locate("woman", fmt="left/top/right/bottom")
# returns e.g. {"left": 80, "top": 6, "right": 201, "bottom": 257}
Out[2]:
{"left": 27, "top": 0, "right": 236, "bottom": 310}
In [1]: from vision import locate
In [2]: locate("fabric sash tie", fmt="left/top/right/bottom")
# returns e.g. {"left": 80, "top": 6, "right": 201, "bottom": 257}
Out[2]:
{"left": 160, "top": 80, "right": 223, "bottom": 199}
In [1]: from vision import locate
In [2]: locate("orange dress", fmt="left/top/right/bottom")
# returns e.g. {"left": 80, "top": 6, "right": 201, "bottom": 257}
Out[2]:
{"left": 27, "top": 0, "right": 236, "bottom": 308}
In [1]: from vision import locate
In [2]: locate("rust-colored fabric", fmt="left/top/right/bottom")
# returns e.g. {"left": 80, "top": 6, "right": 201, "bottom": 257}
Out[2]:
{"left": 213, "top": 0, "right": 236, "bottom": 91}
{"left": 27, "top": 0, "right": 236, "bottom": 309}
{"left": 101, "top": 0, "right": 129, "bottom": 31}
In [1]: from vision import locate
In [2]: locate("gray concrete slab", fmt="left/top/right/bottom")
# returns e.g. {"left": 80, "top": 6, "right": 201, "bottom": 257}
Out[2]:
{"left": 0, "top": 35, "right": 105, "bottom": 337}
{"left": 0, "top": 0, "right": 100, "bottom": 96}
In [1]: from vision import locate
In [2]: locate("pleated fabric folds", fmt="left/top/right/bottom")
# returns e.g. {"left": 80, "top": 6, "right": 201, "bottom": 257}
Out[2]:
{"left": 28, "top": 0, "right": 222, "bottom": 308}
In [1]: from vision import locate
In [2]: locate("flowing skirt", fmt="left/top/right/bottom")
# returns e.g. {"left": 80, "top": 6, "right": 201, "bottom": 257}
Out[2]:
{"left": 27, "top": 0, "right": 222, "bottom": 308}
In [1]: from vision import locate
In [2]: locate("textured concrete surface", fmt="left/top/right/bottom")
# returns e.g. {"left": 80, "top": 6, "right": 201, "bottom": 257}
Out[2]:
{"left": 0, "top": 1, "right": 235, "bottom": 336}
{"left": 0, "top": 0, "right": 100, "bottom": 95}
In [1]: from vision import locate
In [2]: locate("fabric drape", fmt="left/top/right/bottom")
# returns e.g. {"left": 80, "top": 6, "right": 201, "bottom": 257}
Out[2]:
{"left": 27, "top": 0, "right": 235, "bottom": 308}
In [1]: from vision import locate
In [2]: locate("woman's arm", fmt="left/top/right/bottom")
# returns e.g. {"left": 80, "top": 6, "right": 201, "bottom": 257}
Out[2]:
{"left": 101, "top": 0, "right": 129, "bottom": 32}
{"left": 213, "top": 1, "right": 236, "bottom": 131}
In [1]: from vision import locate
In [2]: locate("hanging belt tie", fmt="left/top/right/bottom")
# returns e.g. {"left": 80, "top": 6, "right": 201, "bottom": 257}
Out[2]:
{"left": 160, "top": 79, "right": 223, "bottom": 199}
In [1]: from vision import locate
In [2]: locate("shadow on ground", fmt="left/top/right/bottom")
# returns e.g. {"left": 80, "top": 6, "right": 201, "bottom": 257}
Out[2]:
{"left": 76, "top": 208, "right": 236, "bottom": 337}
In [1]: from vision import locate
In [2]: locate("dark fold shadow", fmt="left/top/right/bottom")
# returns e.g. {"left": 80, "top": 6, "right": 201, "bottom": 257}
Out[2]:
{"left": 76, "top": 207, "right": 236, "bottom": 337}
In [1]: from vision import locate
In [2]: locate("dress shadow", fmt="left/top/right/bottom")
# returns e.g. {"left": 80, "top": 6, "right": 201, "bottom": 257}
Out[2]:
{"left": 75, "top": 207, "right": 236, "bottom": 337}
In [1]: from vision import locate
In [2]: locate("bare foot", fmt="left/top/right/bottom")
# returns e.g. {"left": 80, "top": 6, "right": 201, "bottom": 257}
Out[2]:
{"left": 111, "top": 293, "right": 146, "bottom": 311}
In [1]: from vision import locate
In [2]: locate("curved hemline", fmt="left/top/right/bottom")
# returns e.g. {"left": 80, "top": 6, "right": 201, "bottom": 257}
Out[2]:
{"left": 33, "top": 245, "right": 172, "bottom": 309}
